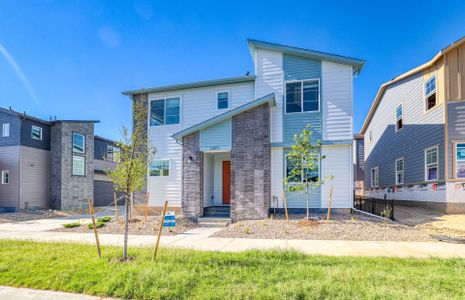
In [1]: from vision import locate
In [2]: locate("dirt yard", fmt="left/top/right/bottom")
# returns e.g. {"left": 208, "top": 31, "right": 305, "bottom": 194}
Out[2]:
{"left": 0, "top": 210, "right": 85, "bottom": 224}
{"left": 52, "top": 215, "right": 197, "bottom": 236}
{"left": 212, "top": 212, "right": 436, "bottom": 242}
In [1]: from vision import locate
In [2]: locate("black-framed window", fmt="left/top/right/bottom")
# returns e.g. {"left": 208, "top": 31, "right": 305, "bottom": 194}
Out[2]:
{"left": 285, "top": 80, "right": 319, "bottom": 113}
{"left": 72, "top": 132, "right": 86, "bottom": 176}
{"left": 217, "top": 92, "right": 229, "bottom": 109}
{"left": 285, "top": 156, "right": 319, "bottom": 183}
{"left": 72, "top": 155, "right": 85, "bottom": 176}
{"left": 31, "top": 125, "right": 42, "bottom": 140}
{"left": 150, "top": 160, "right": 170, "bottom": 176}
{"left": 150, "top": 98, "right": 181, "bottom": 126}
{"left": 73, "top": 132, "right": 85, "bottom": 154}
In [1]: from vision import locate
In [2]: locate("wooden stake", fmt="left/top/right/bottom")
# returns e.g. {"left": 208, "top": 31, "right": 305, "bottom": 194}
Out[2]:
{"left": 114, "top": 192, "right": 118, "bottom": 224}
{"left": 88, "top": 198, "right": 101, "bottom": 258}
{"left": 326, "top": 183, "right": 334, "bottom": 225}
{"left": 152, "top": 201, "right": 168, "bottom": 261}
{"left": 144, "top": 192, "right": 150, "bottom": 223}
{"left": 282, "top": 191, "right": 289, "bottom": 223}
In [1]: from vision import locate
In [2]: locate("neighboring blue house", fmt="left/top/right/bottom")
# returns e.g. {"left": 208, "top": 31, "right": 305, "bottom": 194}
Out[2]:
{"left": 0, "top": 107, "right": 119, "bottom": 210}
{"left": 124, "top": 39, "right": 365, "bottom": 221}
{"left": 360, "top": 36, "right": 465, "bottom": 213}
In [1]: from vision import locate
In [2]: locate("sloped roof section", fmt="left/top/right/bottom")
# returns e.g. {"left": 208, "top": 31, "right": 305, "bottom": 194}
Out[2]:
{"left": 247, "top": 39, "right": 365, "bottom": 75}
{"left": 171, "top": 93, "right": 276, "bottom": 141}
{"left": 0, "top": 107, "right": 99, "bottom": 125}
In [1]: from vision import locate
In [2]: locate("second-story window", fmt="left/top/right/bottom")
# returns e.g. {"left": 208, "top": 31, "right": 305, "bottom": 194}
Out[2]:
{"left": 73, "top": 132, "right": 85, "bottom": 154}
{"left": 150, "top": 98, "right": 180, "bottom": 126}
{"left": 31, "top": 125, "right": 42, "bottom": 140}
{"left": 217, "top": 92, "right": 229, "bottom": 109}
{"left": 72, "top": 132, "right": 85, "bottom": 176}
{"left": 2, "top": 123, "right": 10, "bottom": 137}
{"left": 395, "top": 104, "right": 403, "bottom": 131}
{"left": 106, "top": 145, "right": 120, "bottom": 162}
{"left": 425, "top": 75, "right": 437, "bottom": 111}
{"left": 285, "top": 80, "right": 319, "bottom": 113}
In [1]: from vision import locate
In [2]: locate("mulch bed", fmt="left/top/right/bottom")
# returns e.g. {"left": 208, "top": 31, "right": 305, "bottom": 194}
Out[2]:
{"left": 52, "top": 215, "right": 197, "bottom": 236}
{"left": 212, "top": 213, "right": 437, "bottom": 242}
{"left": 0, "top": 210, "right": 86, "bottom": 224}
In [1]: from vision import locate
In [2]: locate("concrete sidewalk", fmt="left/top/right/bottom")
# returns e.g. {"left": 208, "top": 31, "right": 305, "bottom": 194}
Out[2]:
{"left": 1, "top": 215, "right": 465, "bottom": 258}
{"left": 0, "top": 286, "right": 115, "bottom": 300}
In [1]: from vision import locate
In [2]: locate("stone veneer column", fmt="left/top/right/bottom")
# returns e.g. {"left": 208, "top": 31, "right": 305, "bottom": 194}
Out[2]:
{"left": 230, "top": 103, "right": 271, "bottom": 222}
{"left": 181, "top": 132, "right": 203, "bottom": 219}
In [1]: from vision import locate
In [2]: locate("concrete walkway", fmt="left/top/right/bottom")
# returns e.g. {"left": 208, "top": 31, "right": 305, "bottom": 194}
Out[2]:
{"left": 1, "top": 214, "right": 465, "bottom": 258}
{"left": 0, "top": 286, "right": 115, "bottom": 300}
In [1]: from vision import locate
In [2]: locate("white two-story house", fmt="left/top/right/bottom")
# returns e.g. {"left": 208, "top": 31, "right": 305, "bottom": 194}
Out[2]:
{"left": 123, "top": 40, "right": 364, "bottom": 221}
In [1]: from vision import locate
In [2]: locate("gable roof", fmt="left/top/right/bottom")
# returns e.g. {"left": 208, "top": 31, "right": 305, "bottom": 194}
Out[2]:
{"left": 247, "top": 39, "right": 365, "bottom": 75}
{"left": 122, "top": 75, "right": 255, "bottom": 96}
{"left": 171, "top": 93, "right": 276, "bottom": 141}
{"left": 0, "top": 107, "right": 100, "bottom": 125}
{"left": 360, "top": 35, "right": 465, "bottom": 135}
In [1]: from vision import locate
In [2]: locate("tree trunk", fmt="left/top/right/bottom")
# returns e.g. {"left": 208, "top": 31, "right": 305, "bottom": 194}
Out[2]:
{"left": 123, "top": 193, "right": 130, "bottom": 259}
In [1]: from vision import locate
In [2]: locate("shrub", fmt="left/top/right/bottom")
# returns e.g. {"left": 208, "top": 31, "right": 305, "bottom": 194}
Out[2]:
{"left": 63, "top": 222, "right": 81, "bottom": 229}
{"left": 97, "top": 216, "right": 112, "bottom": 223}
{"left": 88, "top": 222, "right": 105, "bottom": 229}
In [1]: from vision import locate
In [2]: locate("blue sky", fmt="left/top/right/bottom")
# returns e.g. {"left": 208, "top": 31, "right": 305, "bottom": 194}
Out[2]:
{"left": 1, "top": 1, "right": 465, "bottom": 140}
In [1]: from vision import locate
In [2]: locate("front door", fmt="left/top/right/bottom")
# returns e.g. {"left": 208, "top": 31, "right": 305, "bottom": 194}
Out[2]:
{"left": 222, "top": 160, "right": 231, "bottom": 204}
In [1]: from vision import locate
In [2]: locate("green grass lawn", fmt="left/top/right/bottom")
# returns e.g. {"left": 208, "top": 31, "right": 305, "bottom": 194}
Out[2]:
{"left": 0, "top": 240, "right": 464, "bottom": 299}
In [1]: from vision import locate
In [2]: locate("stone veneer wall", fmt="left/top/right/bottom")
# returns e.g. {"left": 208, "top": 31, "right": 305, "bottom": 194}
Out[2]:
{"left": 50, "top": 122, "right": 94, "bottom": 209}
{"left": 181, "top": 132, "right": 203, "bottom": 219}
{"left": 131, "top": 93, "right": 148, "bottom": 204}
{"left": 230, "top": 103, "right": 271, "bottom": 221}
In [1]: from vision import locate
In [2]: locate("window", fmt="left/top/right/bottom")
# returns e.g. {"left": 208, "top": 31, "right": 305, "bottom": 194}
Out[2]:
{"left": 72, "top": 132, "right": 85, "bottom": 154}
{"left": 31, "top": 125, "right": 42, "bottom": 140}
{"left": 2, "top": 123, "right": 10, "bottom": 137}
{"left": 425, "top": 146, "right": 438, "bottom": 181}
{"left": 217, "top": 92, "right": 229, "bottom": 109}
{"left": 371, "top": 167, "right": 379, "bottom": 188}
{"left": 285, "top": 155, "right": 319, "bottom": 183}
{"left": 425, "top": 75, "right": 437, "bottom": 111}
{"left": 456, "top": 143, "right": 465, "bottom": 178}
{"left": 1, "top": 170, "right": 9, "bottom": 184}
{"left": 72, "top": 155, "right": 85, "bottom": 176}
{"left": 395, "top": 158, "right": 404, "bottom": 185}
{"left": 150, "top": 160, "right": 169, "bottom": 176}
{"left": 285, "top": 80, "right": 319, "bottom": 113}
{"left": 106, "top": 145, "right": 121, "bottom": 163}
{"left": 150, "top": 98, "right": 180, "bottom": 126}
{"left": 395, "top": 104, "right": 403, "bottom": 131}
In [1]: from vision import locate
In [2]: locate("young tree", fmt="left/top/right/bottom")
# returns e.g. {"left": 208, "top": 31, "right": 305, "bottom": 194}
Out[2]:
{"left": 107, "top": 97, "right": 156, "bottom": 259}
{"left": 284, "top": 125, "right": 325, "bottom": 220}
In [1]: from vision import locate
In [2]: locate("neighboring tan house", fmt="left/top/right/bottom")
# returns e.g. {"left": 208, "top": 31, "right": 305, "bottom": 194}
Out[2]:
{"left": 0, "top": 107, "right": 119, "bottom": 211}
{"left": 354, "top": 134, "right": 365, "bottom": 196}
{"left": 123, "top": 39, "right": 365, "bottom": 221}
{"left": 360, "top": 36, "right": 465, "bottom": 213}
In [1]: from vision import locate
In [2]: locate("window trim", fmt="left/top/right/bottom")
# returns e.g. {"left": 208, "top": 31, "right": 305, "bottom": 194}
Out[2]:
{"left": 284, "top": 153, "right": 320, "bottom": 184}
{"left": 395, "top": 157, "right": 404, "bottom": 185}
{"left": 149, "top": 96, "right": 182, "bottom": 127}
{"left": 216, "top": 90, "right": 230, "bottom": 110}
{"left": 424, "top": 145, "right": 439, "bottom": 182}
{"left": 371, "top": 166, "right": 379, "bottom": 188}
{"left": 395, "top": 103, "right": 403, "bottom": 132}
{"left": 72, "top": 132, "right": 86, "bottom": 154}
{"left": 31, "top": 125, "right": 43, "bottom": 141}
{"left": 72, "top": 155, "right": 86, "bottom": 176}
{"left": 1, "top": 170, "right": 9, "bottom": 184}
{"left": 454, "top": 141, "right": 465, "bottom": 179}
{"left": 150, "top": 160, "right": 170, "bottom": 177}
{"left": 424, "top": 74, "right": 437, "bottom": 112}
{"left": 2, "top": 123, "right": 10, "bottom": 137}
{"left": 284, "top": 78, "right": 321, "bottom": 114}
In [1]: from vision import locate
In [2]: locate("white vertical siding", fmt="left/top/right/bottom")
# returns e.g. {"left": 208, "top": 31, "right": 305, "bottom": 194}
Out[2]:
{"left": 321, "top": 145, "right": 353, "bottom": 208}
{"left": 322, "top": 61, "right": 353, "bottom": 141}
{"left": 20, "top": 146, "right": 50, "bottom": 209}
{"left": 255, "top": 49, "right": 283, "bottom": 143}
{"left": 147, "top": 81, "right": 255, "bottom": 207}
{"left": 203, "top": 153, "right": 214, "bottom": 207}
{"left": 271, "top": 147, "right": 284, "bottom": 207}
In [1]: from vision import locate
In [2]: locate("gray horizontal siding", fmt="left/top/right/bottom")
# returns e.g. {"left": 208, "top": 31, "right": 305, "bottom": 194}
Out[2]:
{"left": 0, "top": 111, "right": 20, "bottom": 147}
{"left": 199, "top": 119, "right": 231, "bottom": 151}
{"left": 355, "top": 138, "right": 365, "bottom": 180}
{"left": 0, "top": 146, "right": 20, "bottom": 208}
{"left": 21, "top": 119, "right": 51, "bottom": 150}
{"left": 283, "top": 54, "right": 321, "bottom": 81}
{"left": 447, "top": 101, "right": 465, "bottom": 178}
{"left": 283, "top": 113, "right": 322, "bottom": 145}
{"left": 94, "top": 138, "right": 112, "bottom": 160}
{"left": 20, "top": 146, "right": 50, "bottom": 209}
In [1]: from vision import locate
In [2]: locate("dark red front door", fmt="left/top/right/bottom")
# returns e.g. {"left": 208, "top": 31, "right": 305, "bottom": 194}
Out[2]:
{"left": 222, "top": 161, "right": 231, "bottom": 204}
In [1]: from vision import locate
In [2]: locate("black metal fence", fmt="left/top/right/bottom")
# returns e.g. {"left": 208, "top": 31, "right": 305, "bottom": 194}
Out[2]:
{"left": 353, "top": 196, "right": 395, "bottom": 220}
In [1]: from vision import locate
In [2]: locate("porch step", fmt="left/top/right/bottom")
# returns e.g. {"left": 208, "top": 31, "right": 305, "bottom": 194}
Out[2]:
{"left": 204, "top": 206, "right": 230, "bottom": 218}
{"left": 197, "top": 217, "right": 230, "bottom": 228}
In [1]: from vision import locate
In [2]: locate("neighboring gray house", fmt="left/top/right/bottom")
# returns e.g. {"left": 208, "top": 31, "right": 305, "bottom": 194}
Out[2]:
{"left": 360, "top": 36, "right": 465, "bottom": 213}
{"left": 0, "top": 107, "right": 118, "bottom": 211}
{"left": 353, "top": 134, "right": 365, "bottom": 196}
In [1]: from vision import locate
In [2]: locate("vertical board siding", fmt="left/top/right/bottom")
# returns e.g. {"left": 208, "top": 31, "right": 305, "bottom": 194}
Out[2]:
{"left": 20, "top": 146, "right": 50, "bottom": 209}
{"left": 322, "top": 61, "right": 353, "bottom": 141}
{"left": 0, "top": 111, "right": 20, "bottom": 147}
{"left": 255, "top": 49, "right": 284, "bottom": 143}
{"left": 20, "top": 119, "right": 51, "bottom": 151}
{"left": 0, "top": 146, "right": 20, "bottom": 208}
{"left": 203, "top": 153, "right": 214, "bottom": 207}
{"left": 365, "top": 72, "right": 445, "bottom": 187}
{"left": 271, "top": 147, "right": 284, "bottom": 207}
{"left": 321, "top": 145, "right": 352, "bottom": 208}
{"left": 447, "top": 101, "right": 465, "bottom": 178}
{"left": 283, "top": 148, "right": 321, "bottom": 208}
{"left": 199, "top": 119, "right": 231, "bottom": 151}
{"left": 283, "top": 54, "right": 322, "bottom": 146}
{"left": 147, "top": 81, "right": 255, "bottom": 207}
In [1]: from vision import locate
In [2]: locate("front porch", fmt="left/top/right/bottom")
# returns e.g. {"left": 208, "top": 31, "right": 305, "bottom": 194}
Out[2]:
{"left": 203, "top": 151, "right": 231, "bottom": 217}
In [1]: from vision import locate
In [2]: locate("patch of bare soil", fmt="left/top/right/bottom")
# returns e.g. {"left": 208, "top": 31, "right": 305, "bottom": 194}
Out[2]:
{"left": 52, "top": 215, "right": 197, "bottom": 236}
{"left": 212, "top": 213, "right": 436, "bottom": 242}
{"left": 0, "top": 209, "right": 86, "bottom": 224}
